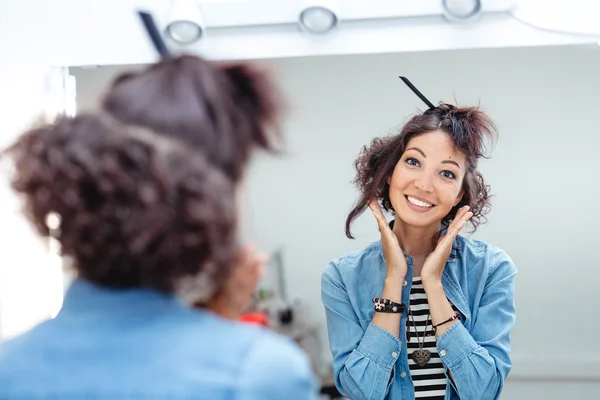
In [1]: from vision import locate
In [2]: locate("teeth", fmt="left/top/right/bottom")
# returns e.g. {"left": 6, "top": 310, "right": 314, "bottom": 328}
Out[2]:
{"left": 407, "top": 196, "right": 433, "bottom": 208}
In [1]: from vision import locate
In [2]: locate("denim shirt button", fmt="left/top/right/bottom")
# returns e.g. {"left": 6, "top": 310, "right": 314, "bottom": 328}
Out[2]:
{"left": 403, "top": 280, "right": 407, "bottom": 287}
{"left": 400, "top": 371, "right": 407, "bottom": 378}
{"left": 391, "top": 351, "right": 398, "bottom": 358}
{"left": 440, "top": 349, "right": 447, "bottom": 356}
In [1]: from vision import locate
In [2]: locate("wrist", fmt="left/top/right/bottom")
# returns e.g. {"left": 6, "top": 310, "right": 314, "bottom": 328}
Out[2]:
{"left": 382, "top": 277, "right": 405, "bottom": 303}
{"left": 421, "top": 276, "right": 443, "bottom": 291}
{"left": 384, "top": 276, "right": 406, "bottom": 291}
{"left": 386, "top": 270, "right": 407, "bottom": 283}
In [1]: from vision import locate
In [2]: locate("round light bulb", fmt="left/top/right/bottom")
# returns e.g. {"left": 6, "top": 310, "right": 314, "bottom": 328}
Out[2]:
{"left": 299, "top": 6, "right": 338, "bottom": 34}
{"left": 166, "top": 20, "right": 203, "bottom": 44}
{"left": 443, "top": 0, "right": 481, "bottom": 19}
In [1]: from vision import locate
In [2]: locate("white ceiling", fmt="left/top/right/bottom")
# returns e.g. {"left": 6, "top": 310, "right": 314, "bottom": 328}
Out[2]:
{"left": 0, "top": 0, "right": 597, "bottom": 67}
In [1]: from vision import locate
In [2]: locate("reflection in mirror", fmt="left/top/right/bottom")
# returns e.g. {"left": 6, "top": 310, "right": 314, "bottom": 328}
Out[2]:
{"left": 60, "top": 44, "right": 600, "bottom": 399}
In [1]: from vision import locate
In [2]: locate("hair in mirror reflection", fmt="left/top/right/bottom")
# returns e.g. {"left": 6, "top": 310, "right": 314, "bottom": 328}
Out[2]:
{"left": 346, "top": 103, "right": 498, "bottom": 239}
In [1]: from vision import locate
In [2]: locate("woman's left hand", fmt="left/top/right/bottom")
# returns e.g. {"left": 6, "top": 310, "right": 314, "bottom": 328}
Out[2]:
{"left": 421, "top": 206, "right": 473, "bottom": 285}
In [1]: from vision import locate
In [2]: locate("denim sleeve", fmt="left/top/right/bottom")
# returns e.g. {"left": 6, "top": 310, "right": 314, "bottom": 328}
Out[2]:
{"left": 436, "top": 248, "right": 517, "bottom": 400}
{"left": 237, "top": 333, "right": 318, "bottom": 400}
{"left": 322, "top": 262, "right": 403, "bottom": 400}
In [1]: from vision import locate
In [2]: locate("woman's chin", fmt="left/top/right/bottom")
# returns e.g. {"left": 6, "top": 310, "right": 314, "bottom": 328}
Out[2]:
{"left": 394, "top": 208, "right": 443, "bottom": 230}
{"left": 396, "top": 217, "right": 435, "bottom": 229}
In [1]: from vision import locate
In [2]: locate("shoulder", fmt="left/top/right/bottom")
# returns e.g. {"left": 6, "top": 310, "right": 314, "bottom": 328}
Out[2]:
{"left": 244, "top": 331, "right": 313, "bottom": 374}
{"left": 455, "top": 235, "right": 517, "bottom": 279}
{"left": 0, "top": 318, "right": 53, "bottom": 360}
{"left": 178, "top": 311, "right": 314, "bottom": 381}
{"left": 0, "top": 319, "right": 57, "bottom": 387}
{"left": 237, "top": 330, "right": 317, "bottom": 399}
{"left": 322, "top": 240, "right": 383, "bottom": 280}
{"left": 321, "top": 241, "right": 388, "bottom": 308}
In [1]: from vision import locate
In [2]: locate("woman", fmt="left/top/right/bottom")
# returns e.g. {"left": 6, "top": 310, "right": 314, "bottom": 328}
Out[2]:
{"left": 321, "top": 102, "right": 516, "bottom": 400}
{"left": 0, "top": 55, "right": 316, "bottom": 399}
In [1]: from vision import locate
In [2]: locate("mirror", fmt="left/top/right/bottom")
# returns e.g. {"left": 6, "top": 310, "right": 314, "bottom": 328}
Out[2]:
{"left": 65, "top": 44, "right": 600, "bottom": 397}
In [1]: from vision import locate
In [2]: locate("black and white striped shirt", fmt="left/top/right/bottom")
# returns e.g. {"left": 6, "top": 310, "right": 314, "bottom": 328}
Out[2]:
{"left": 407, "top": 277, "right": 457, "bottom": 399}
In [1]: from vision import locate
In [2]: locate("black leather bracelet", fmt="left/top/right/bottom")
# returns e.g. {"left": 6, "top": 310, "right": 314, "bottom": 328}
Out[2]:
{"left": 433, "top": 314, "right": 460, "bottom": 332}
{"left": 372, "top": 297, "right": 405, "bottom": 313}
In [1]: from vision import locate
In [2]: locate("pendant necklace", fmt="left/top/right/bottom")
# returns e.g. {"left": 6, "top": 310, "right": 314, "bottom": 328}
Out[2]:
{"left": 408, "top": 307, "right": 431, "bottom": 367}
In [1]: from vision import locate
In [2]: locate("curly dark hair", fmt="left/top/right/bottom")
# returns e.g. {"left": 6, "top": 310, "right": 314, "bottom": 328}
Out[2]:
{"left": 346, "top": 103, "right": 498, "bottom": 239}
{"left": 2, "top": 55, "right": 281, "bottom": 302}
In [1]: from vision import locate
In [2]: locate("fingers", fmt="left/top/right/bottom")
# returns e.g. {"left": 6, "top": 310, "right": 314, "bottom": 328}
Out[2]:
{"left": 237, "top": 244, "right": 253, "bottom": 262}
{"left": 203, "top": 244, "right": 267, "bottom": 319}
{"left": 232, "top": 245, "right": 267, "bottom": 314}
{"left": 368, "top": 200, "right": 389, "bottom": 230}
{"left": 448, "top": 206, "right": 473, "bottom": 236}
{"left": 237, "top": 245, "right": 267, "bottom": 280}
{"left": 250, "top": 252, "right": 267, "bottom": 279}
{"left": 436, "top": 206, "right": 473, "bottom": 249}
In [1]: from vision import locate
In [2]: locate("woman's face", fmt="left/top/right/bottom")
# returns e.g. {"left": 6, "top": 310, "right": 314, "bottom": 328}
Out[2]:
{"left": 388, "top": 130, "right": 466, "bottom": 229}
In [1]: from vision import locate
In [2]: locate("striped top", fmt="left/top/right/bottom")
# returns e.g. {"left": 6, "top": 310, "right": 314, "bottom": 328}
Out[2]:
{"left": 407, "top": 277, "right": 458, "bottom": 399}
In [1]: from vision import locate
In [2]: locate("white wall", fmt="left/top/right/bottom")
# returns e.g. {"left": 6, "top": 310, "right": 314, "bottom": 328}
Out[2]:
{"left": 72, "top": 45, "right": 600, "bottom": 397}
{"left": 0, "top": 67, "right": 59, "bottom": 340}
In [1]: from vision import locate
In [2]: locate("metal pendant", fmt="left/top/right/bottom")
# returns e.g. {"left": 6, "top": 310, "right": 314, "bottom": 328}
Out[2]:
{"left": 412, "top": 349, "right": 431, "bottom": 367}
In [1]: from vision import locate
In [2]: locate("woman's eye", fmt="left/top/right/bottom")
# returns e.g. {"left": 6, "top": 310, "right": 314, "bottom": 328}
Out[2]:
{"left": 405, "top": 157, "right": 420, "bottom": 167}
{"left": 441, "top": 170, "right": 456, "bottom": 179}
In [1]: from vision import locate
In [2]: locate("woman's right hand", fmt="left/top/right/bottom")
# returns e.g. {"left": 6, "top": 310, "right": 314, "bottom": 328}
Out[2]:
{"left": 368, "top": 200, "right": 408, "bottom": 281}
{"left": 203, "top": 245, "right": 266, "bottom": 320}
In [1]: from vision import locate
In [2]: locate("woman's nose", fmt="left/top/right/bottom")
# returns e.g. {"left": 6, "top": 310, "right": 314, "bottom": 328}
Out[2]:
{"left": 413, "top": 175, "right": 434, "bottom": 193}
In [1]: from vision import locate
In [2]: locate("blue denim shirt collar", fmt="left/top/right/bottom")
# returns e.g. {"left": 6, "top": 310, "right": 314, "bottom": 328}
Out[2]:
{"left": 59, "top": 278, "right": 185, "bottom": 316}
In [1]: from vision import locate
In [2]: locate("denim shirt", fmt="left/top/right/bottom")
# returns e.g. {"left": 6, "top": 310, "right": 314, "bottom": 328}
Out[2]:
{"left": 321, "top": 235, "right": 517, "bottom": 400}
{"left": 0, "top": 279, "right": 317, "bottom": 400}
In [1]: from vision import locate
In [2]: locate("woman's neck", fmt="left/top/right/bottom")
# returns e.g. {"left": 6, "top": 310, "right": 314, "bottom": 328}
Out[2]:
{"left": 392, "top": 218, "right": 439, "bottom": 258}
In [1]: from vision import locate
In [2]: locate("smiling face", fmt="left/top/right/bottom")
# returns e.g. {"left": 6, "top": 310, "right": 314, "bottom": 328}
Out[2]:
{"left": 387, "top": 129, "right": 466, "bottom": 229}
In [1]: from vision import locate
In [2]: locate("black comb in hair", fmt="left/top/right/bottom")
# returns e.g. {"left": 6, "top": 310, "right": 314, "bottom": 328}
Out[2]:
{"left": 399, "top": 76, "right": 436, "bottom": 110}
{"left": 137, "top": 11, "right": 171, "bottom": 60}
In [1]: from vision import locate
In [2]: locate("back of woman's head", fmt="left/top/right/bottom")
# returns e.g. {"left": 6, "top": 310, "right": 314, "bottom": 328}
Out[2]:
{"left": 346, "top": 103, "right": 498, "bottom": 238}
{"left": 103, "top": 56, "right": 280, "bottom": 181}
{"left": 4, "top": 55, "right": 281, "bottom": 302}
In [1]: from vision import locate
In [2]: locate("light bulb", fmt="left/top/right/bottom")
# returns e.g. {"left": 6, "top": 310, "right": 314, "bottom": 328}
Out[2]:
{"left": 299, "top": 6, "right": 338, "bottom": 34}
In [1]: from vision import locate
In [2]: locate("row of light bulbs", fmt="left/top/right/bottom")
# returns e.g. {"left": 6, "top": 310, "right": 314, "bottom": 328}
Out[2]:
{"left": 165, "top": 0, "right": 484, "bottom": 45}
